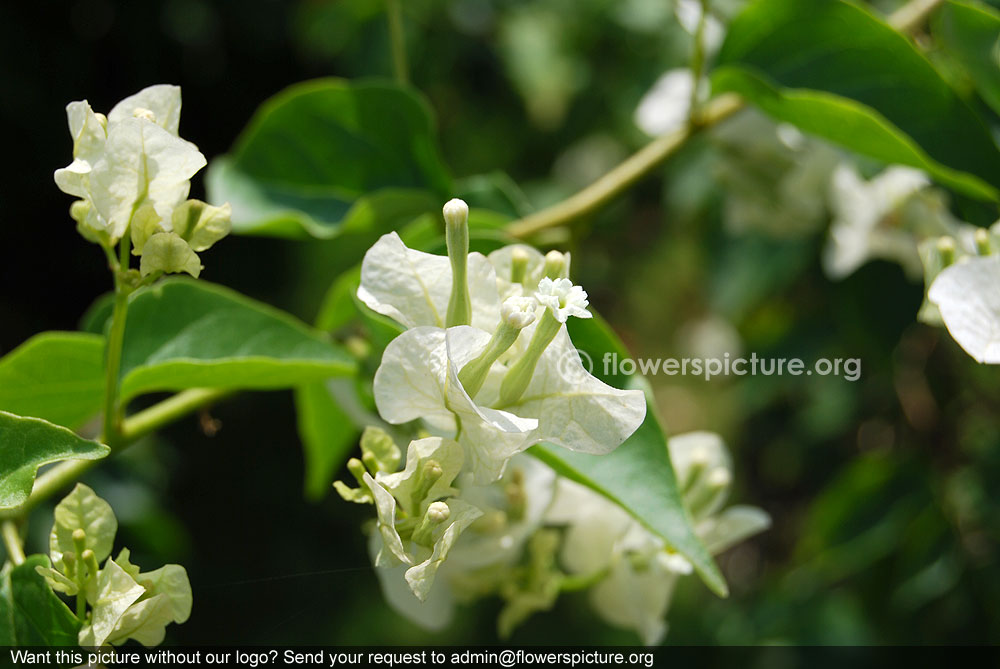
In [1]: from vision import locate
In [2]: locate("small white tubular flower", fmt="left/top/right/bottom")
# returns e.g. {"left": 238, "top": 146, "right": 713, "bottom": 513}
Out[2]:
{"left": 928, "top": 255, "right": 1000, "bottom": 363}
{"left": 358, "top": 232, "right": 502, "bottom": 332}
{"left": 535, "top": 277, "right": 592, "bottom": 323}
{"left": 823, "top": 163, "right": 930, "bottom": 279}
{"left": 501, "top": 296, "right": 538, "bottom": 330}
{"left": 634, "top": 69, "right": 697, "bottom": 137}
{"left": 373, "top": 326, "right": 539, "bottom": 483}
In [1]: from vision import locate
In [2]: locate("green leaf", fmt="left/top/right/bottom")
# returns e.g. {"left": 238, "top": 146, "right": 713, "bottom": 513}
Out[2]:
{"left": 0, "top": 413, "right": 109, "bottom": 509}
{"left": 0, "top": 555, "right": 81, "bottom": 646}
{"left": 295, "top": 382, "right": 359, "bottom": 500}
{"left": 117, "top": 278, "right": 356, "bottom": 399}
{"left": 528, "top": 316, "right": 727, "bottom": 597}
{"left": 0, "top": 332, "right": 105, "bottom": 429}
{"left": 49, "top": 483, "right": 118, "bottom": 568}
{"left": 206, "top": 78, "right": 452, "bottom": 239}
{"left": 715, "top": 0, "right": 1000, "bottom": 200}
{"left": 934, "top": 0, "right": 1000, "bottom": 115}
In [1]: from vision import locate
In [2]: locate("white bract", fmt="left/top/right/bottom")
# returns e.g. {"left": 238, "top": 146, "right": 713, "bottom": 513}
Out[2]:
{"left": 634, "top": 69, "right": 699, "bottom": 137}
{"left": 546, "top": 431, "right": 770, "bottom": 644}
{"left": 346, "top": 199, "right": 653, "bottom": 620}
{"left": 928, "top": 254, "right": 1000, "bottom": 363}
{"left": 823, "top": 164, "right": 932, "bottom": 279}
{"left": 54, "top": 84, "right": 230, "bottom": 277}
{"left": 361, "top": 204, "right": 644, "bottom": 483}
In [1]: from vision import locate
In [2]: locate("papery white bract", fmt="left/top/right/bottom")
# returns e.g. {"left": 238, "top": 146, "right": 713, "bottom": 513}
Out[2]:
{"left": 54, "top": 84, "right": 229, "bottom": 276}
{"left": 928, "top": 255, "right": 1000, "bottom": 363}
{"left": 358, "top": 231, "right": 502, "bottom": 332}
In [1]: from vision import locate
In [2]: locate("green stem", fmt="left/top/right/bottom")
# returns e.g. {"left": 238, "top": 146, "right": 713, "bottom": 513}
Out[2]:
{"left": 102, "top": 237, "right": 133, "bottom": 447}
{"left": 688, "top": 0, "right": 710, "bottom": 123}
{"left": 386, "top": 0, "right": 409, "bottom": 85}
{"left": 0, "top": 388, "right": 231, "bottom": 520}
{"left": 76, "top": 591, "right": 86, "bottom": 621}
{"left": 504, "top": 93, "right": 744, "bottom": 239}
{"left": 1, "top": 521, "right": 25, "bottom": 566}
{"left": 503, "top": 0, "right": 933, "bottom": 240}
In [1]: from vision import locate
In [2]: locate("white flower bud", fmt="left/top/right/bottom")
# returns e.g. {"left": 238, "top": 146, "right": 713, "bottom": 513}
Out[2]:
{"left": 542, "top": 250, "right": 568, "bottom": 279}
{"left": 501, "top": 296, "right": 538, "bottom": 329}
{"left": 442, "top": 198, "right": 469, "bottom": 229}
{"left": 535, "top": 277, "right": 591, "bottom": 323}
{"left": 426, "top": 501, "right": 451, "bottom": 524}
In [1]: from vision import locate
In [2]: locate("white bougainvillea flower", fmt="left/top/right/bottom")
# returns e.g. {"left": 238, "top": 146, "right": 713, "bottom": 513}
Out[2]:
{"left": 358, "top": 232, "right": 502, "bottom": 332}
{"left": 823, "top": 163, "right": 929, "bottom": 279}
{"left": 373, "top": 326, "right": 539, "bottom": 483}
{"left": 54, "top": 84, "right": 209, "bottom": 248}
{"left": 545, "top": 431, "right": 769, "bottom": 645}
{"left": 634, "top": 69, "right": 700, "bottom": 137}
{"left": 365, "top": 472, "right": 483, "bottom": 601}
{"left": 928, "top": 255, "right": 1000, "bottom": 363}
{"left": 369, "top": 455, "right": 557, "bottom": 631}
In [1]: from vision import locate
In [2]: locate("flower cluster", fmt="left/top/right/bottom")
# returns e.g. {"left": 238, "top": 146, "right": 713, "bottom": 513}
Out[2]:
{"left": 36, "top": 484, "right": 191, "bottom": 647}
{"left": 54, "top": 84, "right": 230, "bottom": 278}
{"left": 338, "top": 199, "right": 767, "bottom": 641}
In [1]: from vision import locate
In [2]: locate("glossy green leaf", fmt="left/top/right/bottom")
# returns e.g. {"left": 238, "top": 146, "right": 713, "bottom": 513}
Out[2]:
{"left": 934, "top": 0, "right": 1000, "bottom": 115}
{"left": 117, "top": 279, "right": 356, "bottom": 399}
{"left": 528, "top": 316, "right": 727, "bottom": 597}
{"left": 0, "top": 555, "right": 81, "bottom": 646}
{"left": 206, "top": 78, "right": 452, "bottom": 239}
{"left": 0, "top": 332, "right": 105, "bottom": 429}
{"left": 49, "top": 483, "right": 118, "bottom": 568}
{"left": 295, "top": 382, "right": 359, "bottom": 500}
{"left": 715, "top": 0, "right": 1000, "bottom": 200}
{"left": 0, "top": 413, "right": 108, "bottom": 509}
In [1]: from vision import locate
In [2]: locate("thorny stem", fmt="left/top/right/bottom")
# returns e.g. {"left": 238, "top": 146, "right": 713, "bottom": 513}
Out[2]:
{"left": 504, "top": 0, "right": 942, "bottom": 240}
